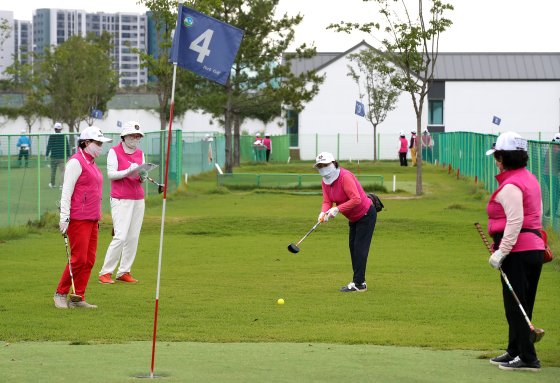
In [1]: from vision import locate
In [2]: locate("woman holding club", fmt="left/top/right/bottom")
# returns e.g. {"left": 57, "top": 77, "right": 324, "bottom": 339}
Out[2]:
{"left": 315, "top": 152, "right": 377, "bottom": 292}
{"left": 485, "top": 131, "right": 545, "bottom": 371}
{"left": 98, "top": 121, "right": 147, "bottom": 284}
{"left": 54, "top": 126, "right": 112, "bottom": 309}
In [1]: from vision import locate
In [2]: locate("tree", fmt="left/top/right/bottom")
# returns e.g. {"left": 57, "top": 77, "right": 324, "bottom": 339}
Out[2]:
{"left": 39, "top": 33, "right": 118, "bottom": 132}
{"left": 330, "top": 0, "right": 453, "bottom": 195}
{"left": 193, "top": 0, "right": 323, "bottom": 172}
{"left": 347, "top": 47, "right": 401, "bottom": 160}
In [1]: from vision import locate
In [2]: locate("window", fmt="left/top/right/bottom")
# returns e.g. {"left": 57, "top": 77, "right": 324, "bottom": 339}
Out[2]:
{"left": 428, "top": 100, "right": 443, "bottom": 125}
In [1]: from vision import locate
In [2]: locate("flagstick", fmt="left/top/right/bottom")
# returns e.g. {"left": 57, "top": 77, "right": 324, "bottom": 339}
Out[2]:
{"left": 150, "top": 63, "right": 178, "bottom": 379}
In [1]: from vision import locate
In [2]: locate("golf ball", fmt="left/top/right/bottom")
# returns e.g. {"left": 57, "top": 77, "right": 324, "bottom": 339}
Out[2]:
{"left": 277, "top": 298, "right": 285, "bottom": 305}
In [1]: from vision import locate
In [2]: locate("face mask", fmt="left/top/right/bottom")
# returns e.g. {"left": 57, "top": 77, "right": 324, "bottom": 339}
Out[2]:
{"left": 85, "top": 143, "right": 102, "bottom": 158}
{"left": 318, "top": 164, "right": 336, "bottom": 178}
{"left": 124, "top": 136, "right": 140, "bottom": 150}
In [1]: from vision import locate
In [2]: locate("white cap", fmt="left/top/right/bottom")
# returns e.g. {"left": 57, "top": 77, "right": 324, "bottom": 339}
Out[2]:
{"left": 486, "top": 131, "right": 527, "bottom": 155}
{"left": 314, "top": 152, "right": 335, "bottom": 167}
{"left": 265, "top": 133, "right": 270, "bottom": 137}
{"left": 255, "top": 133, "right": 261, "bottom": 137}
{"left": 399, "top": 130, "right": 405, "bottom": 136}
{"left": 554, "top": 133, "right": 560, "bottom": 142}
{"left": 21, "top": 129, "right": 27, "bottom": 134}
{"left": 120, "top": 121, "right": 144, "bottom": 137}
{"left": 80, "top": 126, "right": 112, "bottom": 142}
{"left": 54, "top": 122, "right": 62, "bottom": 130}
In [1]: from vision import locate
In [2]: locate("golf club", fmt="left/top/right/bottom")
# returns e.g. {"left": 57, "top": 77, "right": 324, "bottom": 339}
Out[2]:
{"left": 147, "top": 176, "right": 164, "bottom": 194}
{"left": 287, "top": 220, "right": 322, "bottom": 253}
{"left": 474, "top": 222, "right": 545, "bottom": 343}
{"left": 63, "top": 234, "right": 83, "bottom": 303}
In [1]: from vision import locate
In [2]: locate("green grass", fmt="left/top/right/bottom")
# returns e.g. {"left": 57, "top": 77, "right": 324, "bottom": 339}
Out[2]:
{"left": 1, "top": 160, "right": 559, "bottom": 381}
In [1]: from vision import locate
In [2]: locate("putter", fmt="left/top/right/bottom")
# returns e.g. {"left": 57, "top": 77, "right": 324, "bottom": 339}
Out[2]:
{"left": 474, "top": 222, "right": 545, "bottom": 343}
{"left": 147, "top": 176, "right": 164, "bottom": 194}
{"left": 63, "top": 234, "right": 83, "bottom": 303}
{"left": 287, "top": 220, "right": 322, "bottom": 253}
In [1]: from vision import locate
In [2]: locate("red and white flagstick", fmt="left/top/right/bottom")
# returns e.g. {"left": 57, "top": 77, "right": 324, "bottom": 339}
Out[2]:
{"left": 150, "top": 63, "right": 178, "bottom": 379}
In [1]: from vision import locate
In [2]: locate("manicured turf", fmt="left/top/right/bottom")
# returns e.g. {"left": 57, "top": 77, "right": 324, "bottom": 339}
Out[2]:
{"left": 0, "top": 161, "right": 559, "bottom": 381}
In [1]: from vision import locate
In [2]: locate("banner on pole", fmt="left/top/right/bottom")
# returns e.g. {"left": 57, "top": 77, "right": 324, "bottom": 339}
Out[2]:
{"left": 171, "top": 4, "right": 244, "bottom": 85}
{"left": 492, "top": 116, "right": 501, "bottom": 125}
{"left": 355, "top": 101, "right": 365, "bottom": 117}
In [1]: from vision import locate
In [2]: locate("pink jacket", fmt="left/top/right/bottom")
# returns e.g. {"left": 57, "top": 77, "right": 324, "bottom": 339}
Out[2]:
{"left": 487, "top": 168, "right": 544, "bottom": 251}
{"left": 110, "top": 143, "right": 145, "bottom": 200}
{"left": 69, "top": 149, "right": 103, "bottom": 221}
{"left": 321, "top": 168, "right": 372, "bottom": 222}
{"left": 263, "top": 137, "right": 272, "bottom": 150}
{"left": 399, "top": 137, "right": 408, "bottom": 153}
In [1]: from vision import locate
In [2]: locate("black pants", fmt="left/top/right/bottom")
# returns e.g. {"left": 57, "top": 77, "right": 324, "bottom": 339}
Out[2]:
{"left": 500, "top": 250, "right": 543, "bottom": 363}
{"left": 348, "top": 205, "right": 377, "bottom": 285}
{"left": 18, "top": 149, "right": 29, "bottom": 166}
{"left": 266, "top": 149, "right": 271, "bottom": 162}
{"left": 399, "top": 152, "right": 407, "bottom": 166}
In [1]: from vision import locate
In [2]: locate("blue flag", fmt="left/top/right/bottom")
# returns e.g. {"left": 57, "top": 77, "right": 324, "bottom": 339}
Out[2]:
{"left": 355, "top": 101, "right": 365, "bottom": 117}
{"left": 171, "top": 4, "right": 244, "bottom": 85}
{"left": 492, "top": 116, "right": 501, "bottom": 125}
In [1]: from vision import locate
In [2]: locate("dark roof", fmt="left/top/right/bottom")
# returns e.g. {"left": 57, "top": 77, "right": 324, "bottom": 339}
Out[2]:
{"left": 283, "top": 43, "right": 560, "bottom": 81}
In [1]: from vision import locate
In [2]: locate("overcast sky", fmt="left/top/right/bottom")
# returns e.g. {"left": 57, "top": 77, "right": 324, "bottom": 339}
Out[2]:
{"left": 5, "top": 0, "right": 560, "bottom": 52}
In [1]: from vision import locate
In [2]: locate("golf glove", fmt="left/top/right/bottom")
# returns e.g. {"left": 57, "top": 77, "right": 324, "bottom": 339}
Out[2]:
{"left": 489, "top": 249, "right": 505, "bottom": 269}
{"left": 318, "top": 212, "right": 327, "bottom": 222}
{"left": 139, "top": 170, "right": 148, "bottom": 182}
{"left": 59, "top": 219, "right": 69, "bottom": 234}
{"left": 127, "top": 163, "right": 139, "bottom": 174}
{"left": 323, "top": 207, "right": 339, "bottom": 222}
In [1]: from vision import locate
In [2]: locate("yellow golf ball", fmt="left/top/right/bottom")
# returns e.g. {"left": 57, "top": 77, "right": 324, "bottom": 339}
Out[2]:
{"left": 277, "top": 298, "right": 285, "bottom": 305}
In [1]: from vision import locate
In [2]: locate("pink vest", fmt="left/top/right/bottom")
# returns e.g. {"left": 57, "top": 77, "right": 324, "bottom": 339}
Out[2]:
{"left": 487, "top": 168, "right": 544, "bottom": 251}
{"left": 70, "top": 149, "right": 103, "bottom": 221}
{"left": 263, "top": 138, "right": 271, "bottom": 150}
{"left": 110, "top": 143, "right": 145, "bottom": 200}
{"left": 322, "top": 168, "right": 371, "bottom": 222}
{"left": 399, "top": 137, "right": 408, "bottom": 153}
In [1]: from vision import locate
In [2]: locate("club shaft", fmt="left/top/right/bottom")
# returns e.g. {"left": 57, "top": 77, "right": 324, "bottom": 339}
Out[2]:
{"left": 296, "top": 221, "right": 321, "bottom": 246}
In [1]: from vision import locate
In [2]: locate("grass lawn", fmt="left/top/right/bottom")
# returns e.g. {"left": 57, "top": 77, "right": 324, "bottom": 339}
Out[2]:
{"left": 1, "top": 160, "right": 559, "bottom": 381}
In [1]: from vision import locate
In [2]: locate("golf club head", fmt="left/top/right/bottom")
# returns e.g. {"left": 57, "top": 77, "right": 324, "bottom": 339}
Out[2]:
{"left": 530, "top": 328, "right": 545, "bottom": 343}
{"left": 287, "top": 243, "right": 300, "bottom": 253}
{"left": 69, "top": 294, "right": 83, "bottom": 302}
{"left": 158, "top": 184, "right": 164, "bottom": 194}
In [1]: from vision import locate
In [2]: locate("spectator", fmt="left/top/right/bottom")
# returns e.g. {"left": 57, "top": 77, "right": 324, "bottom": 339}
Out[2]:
{"left": 542, "top": 133, "right": 560, "bottom": 217}
{"left": 46, "top": 122, "right": 71, "bottom": 188}
{"left": 16, "top": 129, "right": 31, "bottom": 167}
{"left": 422, "top": 129, "right": 434, "bottom": 163}
{"left": 263, "top": 133, "right": 272, "bottom": 162}
{"left": 409, "top": 131, "right": 417, "bottom": 166}
{"left": 398, "top": 131, "right": 408, "bottom": 166}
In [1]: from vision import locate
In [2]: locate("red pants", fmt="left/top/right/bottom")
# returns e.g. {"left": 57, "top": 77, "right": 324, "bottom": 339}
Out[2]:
{"left": 56, "top": 220, "right": 98, "bottom": 300}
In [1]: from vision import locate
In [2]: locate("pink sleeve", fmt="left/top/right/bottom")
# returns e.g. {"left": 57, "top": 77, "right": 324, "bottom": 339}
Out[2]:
{"left": 336, "top": 175, "right": 362, "bottom": 214}
{"left": 321, "top": 183, "right": 332, "bottom": 212}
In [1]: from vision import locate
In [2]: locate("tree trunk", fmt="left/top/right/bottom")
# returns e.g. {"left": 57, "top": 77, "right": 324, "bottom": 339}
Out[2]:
{"left": 415, "top": 116, "right": 423, "bottom": 195}
{"left": 233, "top": 113, "right": 241, "bottom": 166}
{"left": 373, "top": 123, "right": 378, "bottom": 161}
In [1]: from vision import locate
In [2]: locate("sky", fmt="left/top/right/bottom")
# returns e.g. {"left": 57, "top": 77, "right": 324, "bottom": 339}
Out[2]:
{"left": 4, "top": 0, "right": 560, "bottom": 53}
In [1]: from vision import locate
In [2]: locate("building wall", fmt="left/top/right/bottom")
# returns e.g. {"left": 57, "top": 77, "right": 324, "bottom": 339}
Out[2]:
{"left": 0, "top": 11, "right": 15, "bottom": 80}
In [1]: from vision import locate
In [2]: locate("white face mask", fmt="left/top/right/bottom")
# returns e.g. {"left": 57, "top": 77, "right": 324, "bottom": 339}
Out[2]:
{"left": 318, "top": 164, "right": 336, "bottom": 178}
{"left": 85, "top": 142, "right": 102, "bottom": 158}
{"left": 124, "top": 136, "right": 140, "bottom": 150}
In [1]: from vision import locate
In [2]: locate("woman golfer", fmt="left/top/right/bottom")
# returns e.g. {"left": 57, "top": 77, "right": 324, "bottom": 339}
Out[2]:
{"left": 98, "top": 121, "right": 146, "bottom": 284}
{"left": 54, "top": 126, "right": 112, "bottom": 309}
{"left": 315, "top": 152, "right": 377, "bottom": 292}
{"left": 485, "top": 131, "right": 544, "bottom": 371}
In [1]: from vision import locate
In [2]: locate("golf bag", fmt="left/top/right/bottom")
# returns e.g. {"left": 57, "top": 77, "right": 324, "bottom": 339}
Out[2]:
{"left": 367, "top": 193, "right": 384, "bottom": 212}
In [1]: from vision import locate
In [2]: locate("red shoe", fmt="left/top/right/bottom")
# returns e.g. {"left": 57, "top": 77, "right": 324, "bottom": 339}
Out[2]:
{"left": 99, "top": 273, "right": 115, "bottom": 284}
{"left": 116, "top": 273, "right": 138, "bottom": 283}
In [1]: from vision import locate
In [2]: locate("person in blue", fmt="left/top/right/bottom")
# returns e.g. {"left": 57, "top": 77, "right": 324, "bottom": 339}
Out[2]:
{"left": 16, "top": 129, "right": 31, "bottom": 167}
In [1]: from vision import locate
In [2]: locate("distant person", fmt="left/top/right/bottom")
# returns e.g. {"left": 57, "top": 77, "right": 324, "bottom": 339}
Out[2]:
{"left": 485, "top": 131, "right": 544, "bottom": 371}
{"left": 422, "top": 129, "right": 434, "bottom": 163}
{"left": 398, "top": 131, "right": 408, "bottom": 166}
{"left": 45, "top": 122, "right": 71, "bottom": 188}
{"left": 16, "top": 129, "right": 31, "bottom": 167}
{"left": 263, "top": 133, "right": 272, "bottom": 162}
{"left": 542, "top": 133, "right": 560, "bottom": 217}
{"left": 253, "top": 132, "right": 265, "bottom": 161}
{"left": 315, "top": 152, "right": 377, "bottom": 292}
{"left": 205, "top": 134, "right": 214, "bottom": 164}
{"left": 99, "top": 121, "right": 146, "bottom": 284}
{"left": 54, "top": 126, "right": 112, "bottom": 309}
{"left": 409, "top": 131, "right": 417, "bottom": 166}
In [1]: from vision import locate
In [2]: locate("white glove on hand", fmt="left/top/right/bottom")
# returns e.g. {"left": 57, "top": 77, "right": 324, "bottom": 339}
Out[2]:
{"left": 59, "top": 220, "right": 69, "bottom": 234}
{"left": 318, "top": 212, "right": 327, "bottom": 222}
{"left": 127, "top": 163, "right": 139, "bottom": 175}
{"left": 489, "top": 249, "right": 506, "bottom": 269}
{"left": 324, "top": 207, "right": 339, "bottom": 222}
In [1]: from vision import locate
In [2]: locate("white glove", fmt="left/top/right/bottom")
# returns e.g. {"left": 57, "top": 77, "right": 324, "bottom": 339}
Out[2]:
{"left": 324, "top": 207, "right": 339, "bottom": 222}
{"left": 59, "top": 220, "right": 69, "bottom": 234}
{"left": 127, "top": 163, "right": 139, "bottom": 174}
{"left": 318, "top": 212, "right": 327, "bottom": 222}
{"left": 489, "top": 249, "right": 506, "bottom": 269}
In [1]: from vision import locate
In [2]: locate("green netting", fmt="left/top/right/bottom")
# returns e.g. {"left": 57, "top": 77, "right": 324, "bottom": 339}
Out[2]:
{"left": 430, "top": 132, "right": 559, "bottom": 232}
{"left": 217, "top": 173, "right": 383, "bottom": 190}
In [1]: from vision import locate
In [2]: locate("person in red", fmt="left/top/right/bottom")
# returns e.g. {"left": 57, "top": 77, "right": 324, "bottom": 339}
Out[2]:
{"left": 54, "top": 126, "right": 112, "bottom": 309}
{"left": 262, "top": 133, "right": 272, "bottom": 162}
{"left": 485, "top": 131, "right": 544, "bottom": 371}
{"left": 397, "top": 131, "right": 408, "bottom": 166}
{"left": 315, "top": 152, "right": 377, "bottom": 292}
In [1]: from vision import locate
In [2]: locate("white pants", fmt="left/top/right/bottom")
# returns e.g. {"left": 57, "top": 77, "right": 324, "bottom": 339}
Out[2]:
{"left": 100, "top": 198, "right": 145, "bottom": 278}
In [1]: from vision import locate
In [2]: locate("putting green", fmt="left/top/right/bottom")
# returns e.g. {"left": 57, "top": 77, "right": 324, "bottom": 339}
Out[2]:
{"left": 1, "top": 342, "right": 558, "bottom": 382}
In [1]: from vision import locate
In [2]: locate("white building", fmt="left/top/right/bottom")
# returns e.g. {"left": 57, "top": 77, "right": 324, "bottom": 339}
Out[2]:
{"left": 0, "top": 10, "right": 15, "bottom": 80}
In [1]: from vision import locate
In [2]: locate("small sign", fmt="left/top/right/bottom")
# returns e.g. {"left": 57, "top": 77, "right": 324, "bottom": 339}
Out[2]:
{"left": 117, "top": 120, "right": 122, "bottom": 128}
{"left": 91, "top": 109, "right": 103, "bottom": 119}
{"left": 355, "top": 101, "right": 365, "bottom": 117}
{"left": 492, "top": 116, "right": 501, "bottom": 125}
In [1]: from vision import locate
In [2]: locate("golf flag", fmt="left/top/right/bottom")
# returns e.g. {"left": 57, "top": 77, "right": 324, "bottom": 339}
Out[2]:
{"left": 492, "top": 116, "right": 501, "bottom": 125}
{"left": 170, "top": 4, "right": 244, "bottom": 85}
{"left": 355, "top": 101, "right": 365, "bottom": 117}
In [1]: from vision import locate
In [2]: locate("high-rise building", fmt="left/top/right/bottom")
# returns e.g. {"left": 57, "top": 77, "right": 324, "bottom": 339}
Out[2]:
{"left": 0, "top": 10, "right": 15, "bottom": 79}
{"left": 32, "top": 9, "right": 87, "bottom": 55}
{"left": 13, "top": 19, "right": 32, "bottom": 65}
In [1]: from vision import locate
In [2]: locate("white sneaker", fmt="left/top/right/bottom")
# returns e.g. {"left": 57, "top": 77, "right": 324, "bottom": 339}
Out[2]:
{"left": 53, "top": 293, "right": 68, "bottom": 309}
{"left": 49, "top": 183, "right": 55, "bottom": 188}
{"left": 68, "top": 300, "right": 98, "bottom": 309}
